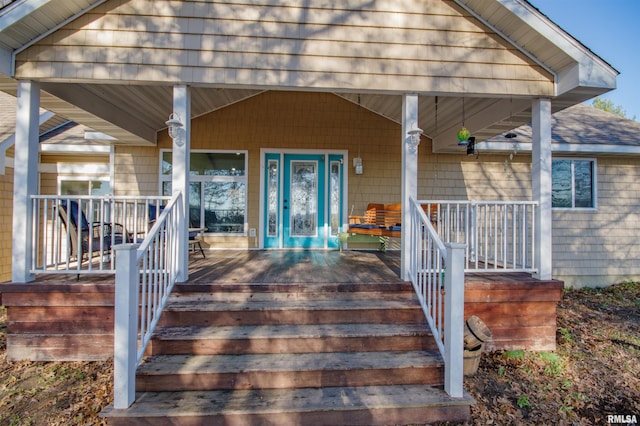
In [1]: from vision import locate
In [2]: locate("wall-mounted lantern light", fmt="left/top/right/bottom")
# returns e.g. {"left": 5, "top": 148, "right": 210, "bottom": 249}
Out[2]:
{"left": 165, "top": 113, "right": 184, "bottom": 146}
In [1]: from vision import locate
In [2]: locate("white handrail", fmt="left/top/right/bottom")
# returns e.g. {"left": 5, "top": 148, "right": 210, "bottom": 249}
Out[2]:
{"left": 30, "top": 195, "right": 170, "bottom": 274}
{"left": 113, "top": 192, "right": 183, "bottom": 409}
{"left": 408, "top": 198, "right": 464, "bottom": 398}
{"left": 422, "top": 200, "right": 537, "bottom": 273}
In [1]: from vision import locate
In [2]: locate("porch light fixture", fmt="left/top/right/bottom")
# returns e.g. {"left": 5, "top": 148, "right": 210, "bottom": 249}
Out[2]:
{"left": 166, "top": 113, "right": 184, "bottom": 146}
{"left": 407, "top": 125, "right": 423, "bottom": 154}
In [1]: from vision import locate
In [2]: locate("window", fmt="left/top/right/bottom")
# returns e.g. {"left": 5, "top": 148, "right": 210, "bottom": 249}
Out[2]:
{"left": 552, "top": 159, "right": 596, "bottom": 209}
{"left": 59, "top": 178, "right": 110, "bottom": 196}
{"left": 161, "top": 150, "right": 247, "bottom": 234}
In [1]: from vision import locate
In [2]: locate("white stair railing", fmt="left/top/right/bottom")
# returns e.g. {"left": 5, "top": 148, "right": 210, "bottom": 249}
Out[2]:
{"left": 409, "top": 197, "right": 465, "bottom": 398}
{"left": 113, "top": 192, "right": 182, "bottom": 409}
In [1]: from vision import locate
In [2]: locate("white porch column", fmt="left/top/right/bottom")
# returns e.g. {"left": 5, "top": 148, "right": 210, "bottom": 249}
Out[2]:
{"left": 531, "top": 98, "right": 552, "bottom": 280}
{"left": 172, "top": 85, "right": 190, "bottom": 282}
{"left": 12, "top": 80, "right": 40, "bottom": 283}
{"left": 401, "top": 94, "right": 419, "bottom": 280}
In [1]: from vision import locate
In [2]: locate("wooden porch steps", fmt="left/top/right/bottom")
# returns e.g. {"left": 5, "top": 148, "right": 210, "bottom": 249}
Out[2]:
{"left": 101, "top": 281, "right": 473, "bottom": 425}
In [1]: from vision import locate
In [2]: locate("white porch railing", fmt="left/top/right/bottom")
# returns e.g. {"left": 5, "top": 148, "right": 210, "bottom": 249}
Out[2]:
{"left": 113, "top": 192, "right": 183, "bottom": 409}
{"left": 408, "top": 197, "right": 465, "bottom": 398}
{"left": 30, "top": 195, "right": 170, "bottom": 274}
{"left": 424, "top": 200, "right": 537, "bottom": 273}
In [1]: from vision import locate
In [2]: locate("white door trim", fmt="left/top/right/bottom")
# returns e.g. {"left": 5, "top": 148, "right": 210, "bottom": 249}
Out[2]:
{"left": 259, "top": 148, "right": 349, "bottom": 249}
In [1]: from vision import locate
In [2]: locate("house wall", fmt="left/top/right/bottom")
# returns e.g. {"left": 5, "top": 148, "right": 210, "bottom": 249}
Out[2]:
{"left": 552, "top": 157, "right": 640, "bottom": 288}
{"left": 112, "top": 91, "right": 640, "bottom": 287}
{"left": 15, "top": 0, "right": 553, "bottom": 97}
{"left": 0, "top": 164, "right": 14, "bottom": 283}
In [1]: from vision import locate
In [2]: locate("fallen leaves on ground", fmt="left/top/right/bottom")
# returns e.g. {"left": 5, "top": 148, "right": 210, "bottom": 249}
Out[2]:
{"left": 0, "top": 281, "right": 638, "bottom": 425}
{"left": 0, "top": 306, "right": 113, "bottom": 425}
{"left": 465, "top": 281, "right": 640, "bottom": 425}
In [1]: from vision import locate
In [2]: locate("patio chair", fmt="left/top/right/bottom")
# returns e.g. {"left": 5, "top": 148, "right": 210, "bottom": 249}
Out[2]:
{"left": 58, "top": 200, "right": 127, "bottom": 262}
{"left": 189, "top": 226, "right": 206, "bottom": 258}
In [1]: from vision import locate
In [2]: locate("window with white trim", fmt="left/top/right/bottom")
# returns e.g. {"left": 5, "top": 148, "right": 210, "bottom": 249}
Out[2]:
{"left": 161, "top": 150, "right": 247, "bottom": 234}
{"left": 59, "top": 177, "right": 110, "bottom": 196}
{"left": 552, "top": 158, "right": 596, "bottom": 209}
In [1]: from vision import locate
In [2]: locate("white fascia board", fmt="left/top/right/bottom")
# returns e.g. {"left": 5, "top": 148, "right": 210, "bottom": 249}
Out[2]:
{"left": 452, "top": 0, "right": 555, "bottom": 78}
{"left": 496, "top": 0, "right": 617, "bottom": 91}
{"left": 40, "top": 143, "right": 111, "bottom": 154}
{"left": 0, "top": 0, "right": 52, "bottom": 32}
{"left": 477, "top": 141, "right": 640, "bottom": 156}
{"left": 0, "top": 47, "right": 11, "bottom": 76}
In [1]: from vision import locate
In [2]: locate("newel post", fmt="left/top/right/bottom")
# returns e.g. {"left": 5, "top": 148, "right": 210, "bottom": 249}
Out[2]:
{"left": 444, "top": 242, "right": 465, "bottom": 398}
{"left": 114, "top": 243, "right": 139, "bottom": 409}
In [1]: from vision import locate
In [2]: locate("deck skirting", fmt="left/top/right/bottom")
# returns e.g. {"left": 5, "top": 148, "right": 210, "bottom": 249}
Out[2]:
{"left": 465, "top": 273, "right": 564, "bottom": 351}
{"left": 1, "top": 266, "right": 563, "bottom": 360}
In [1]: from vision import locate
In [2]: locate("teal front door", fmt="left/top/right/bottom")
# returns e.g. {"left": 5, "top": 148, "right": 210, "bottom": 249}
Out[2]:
{"left": 264, "top": 152, "right": 344, "bottom": 249}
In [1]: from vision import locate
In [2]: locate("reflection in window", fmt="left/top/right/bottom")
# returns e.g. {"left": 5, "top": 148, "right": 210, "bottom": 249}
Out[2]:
{"left": 161, "top": 151, "right": 247, "bottom": 234}
{"left": 60, "top": 179, "right": 110, "bottom": 196}
{"left": 552, "top": 159, "right": 595, "bottom": 209}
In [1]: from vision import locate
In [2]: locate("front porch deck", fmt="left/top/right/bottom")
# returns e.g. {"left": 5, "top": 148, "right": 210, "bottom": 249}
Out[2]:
{"left": 1, "top": 250, "right": 563, "bottom": 361}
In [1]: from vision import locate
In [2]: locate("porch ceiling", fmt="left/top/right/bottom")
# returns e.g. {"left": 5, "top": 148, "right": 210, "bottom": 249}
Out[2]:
{"left": 0, "top": 80, "right": 609, "bottom": 153}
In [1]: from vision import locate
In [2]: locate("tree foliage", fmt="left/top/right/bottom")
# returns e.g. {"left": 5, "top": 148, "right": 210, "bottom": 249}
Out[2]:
{"left": 592, "top": 97, "right": 636, "bottom": 120}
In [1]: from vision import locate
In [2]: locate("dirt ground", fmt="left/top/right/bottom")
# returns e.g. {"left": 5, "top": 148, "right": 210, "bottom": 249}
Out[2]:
{"left": 0, "top": 281, "right": 638, "bottom": 425}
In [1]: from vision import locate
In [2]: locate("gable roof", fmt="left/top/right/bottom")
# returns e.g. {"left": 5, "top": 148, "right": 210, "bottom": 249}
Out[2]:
{"left": 481, "top": 104, "right": 640, "bottom": 155}
{"left": 0, "top": 0, "right": 619, "bottom": 150}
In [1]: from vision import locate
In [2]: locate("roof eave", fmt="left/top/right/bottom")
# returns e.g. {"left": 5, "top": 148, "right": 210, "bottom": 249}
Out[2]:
{"left": 455, "top": 0, "right": 619, "bottom": 99}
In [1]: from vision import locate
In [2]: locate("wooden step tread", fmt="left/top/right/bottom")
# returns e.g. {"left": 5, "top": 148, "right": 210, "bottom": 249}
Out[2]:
{"left": 174, "top": 281, "right": 412, "bottom": 294}
{"left": 147, "top": 323, "right": 437, "bottom": 355}
{"left": 164, "top": 298, "right": 420, "bottom": 312}
{"left": 138, "top": 350, "right": 442, "bottom": 376}
{"left": 152, "top": 323, "right": 431, "bottom": 341}
{"left": 169, "top": 291, "right": 417, "bottom": 303}
{"left": 101, "top": 385, "right": 473, "bottom": 425}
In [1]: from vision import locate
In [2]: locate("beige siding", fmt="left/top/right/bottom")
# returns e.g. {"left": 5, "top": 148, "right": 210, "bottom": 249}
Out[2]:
{"left": 0, "top": 166, "right": 14, "bottom": 283}
{"left": 113, "top": 146, "right": 159, "bottom": 196}
{"left": 552, "top": 158, "right": 640, "bottom": 288}
{"left": 16, "top": 0, "right": 553, "bottom": 96}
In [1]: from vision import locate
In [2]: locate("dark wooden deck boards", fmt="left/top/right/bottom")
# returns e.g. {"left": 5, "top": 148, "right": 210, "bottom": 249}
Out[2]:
{"left": 186, "top": 250, "right": 403, "bottom": 284}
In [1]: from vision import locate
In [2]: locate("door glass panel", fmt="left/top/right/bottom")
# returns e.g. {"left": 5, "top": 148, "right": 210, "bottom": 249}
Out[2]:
{"left": 267, "top": 159, "right": 279, "bottom": 237}
{"left": 290, "top": 161, "right": 317, "bottom": 237}
{"left": 330, "top": 161, "right": 341, "bottom": 236}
